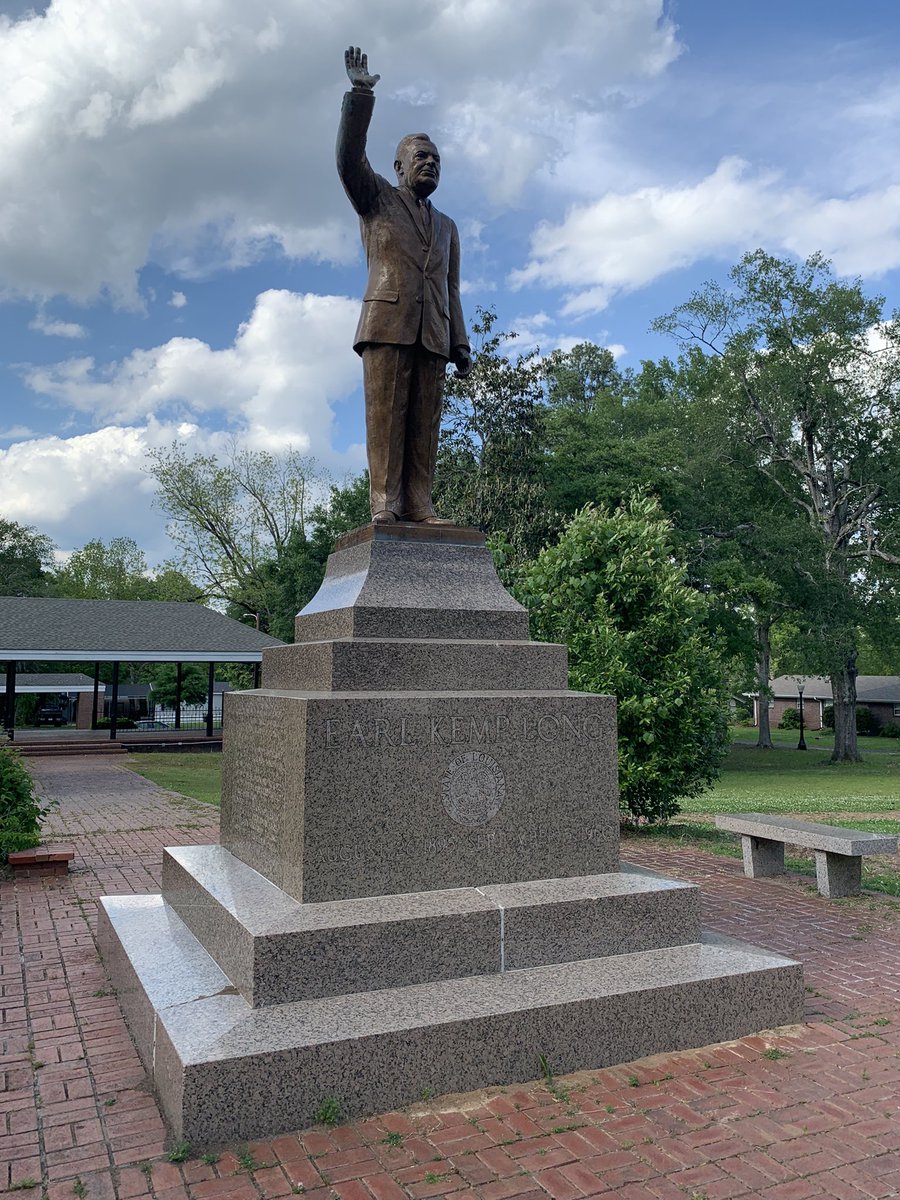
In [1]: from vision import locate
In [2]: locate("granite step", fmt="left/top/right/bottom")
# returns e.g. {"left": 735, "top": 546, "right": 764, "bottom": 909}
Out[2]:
{"left": 99, "top": 892, "right": 802, "bottom": 1145}
{"left": 161, "top": 844, "right": 703, "bottom": 1005}
{"left": 261, "top": 637, "right": 568, "bottom": 693}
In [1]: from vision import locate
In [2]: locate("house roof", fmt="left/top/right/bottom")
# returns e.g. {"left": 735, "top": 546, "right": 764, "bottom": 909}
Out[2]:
{"left": 0, "top": 672, "right": 96, "bottom": 693}
{"left": 0, "top": 597, "right": 283, "bottom": 663}
{"left": 769, "top": 674, "right": 900, "bottom": 703}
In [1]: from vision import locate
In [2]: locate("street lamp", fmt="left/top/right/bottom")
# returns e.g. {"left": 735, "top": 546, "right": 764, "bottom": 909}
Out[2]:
{"left": 797, "top": 680, "right": 807, "bottom": 751}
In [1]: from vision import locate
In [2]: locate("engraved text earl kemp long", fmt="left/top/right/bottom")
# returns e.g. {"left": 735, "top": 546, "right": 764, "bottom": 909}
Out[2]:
{"left": 322, "top": 712, "right": 605, "bottom": 749}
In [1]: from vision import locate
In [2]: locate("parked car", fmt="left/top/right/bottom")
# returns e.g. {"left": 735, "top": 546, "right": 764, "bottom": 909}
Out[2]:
{"left": 133, "top": 719, "right": 170, "bottom": 731}
{"left": 37, "top": 705, "right": 65, "bottom": 726}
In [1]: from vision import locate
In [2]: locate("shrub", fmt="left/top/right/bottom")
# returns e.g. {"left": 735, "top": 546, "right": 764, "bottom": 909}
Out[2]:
{"left": 855, "top": 705, "right": 877, "bottom": 735}
{"left": 879, "top": 723, "right": 900, "bottom": 739}
{"left": 822, "top": 703, "right": 877, "bottom": 734}
{"left": 778, "top": 707, "right": 801, "bottom": 729}
{"left": 0, "top": 746, "right": 55, "bottom": 859}
{"left": 518, "top": 497, "right": 730, "bottom": 825}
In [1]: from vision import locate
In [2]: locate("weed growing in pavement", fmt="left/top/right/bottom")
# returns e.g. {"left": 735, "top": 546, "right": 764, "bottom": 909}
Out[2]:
{"left": 103, "top": 1098, "right": 116, "bottom": 1107}
{"left": 7, "top": 1182, "right": 39, "bottom": 1191}
{"left": 763, "top": 1047, "right": 790, "bottom": 1061}
{"left": 627, "top": 1075, "right": 640, "bottom": 1087}
{"left": 382, "top": 1131, "right": 404, "bottom": 1147}
{"left": 315, "top": 1097, "right": 343, "bottom": 1126}
{"left": 201, "top": 1153, "right": 219, "bottom": 1165}
{"left": 71, "top": 1181, "right": 87, "bottom": 1199}
{"left": 166, "top": 1140, "right": 191, "bottom": 1163}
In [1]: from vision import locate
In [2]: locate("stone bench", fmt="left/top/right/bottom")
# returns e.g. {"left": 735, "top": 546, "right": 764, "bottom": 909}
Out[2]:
{"left": 714, "top": 813, "right": 897, "bottom": 898}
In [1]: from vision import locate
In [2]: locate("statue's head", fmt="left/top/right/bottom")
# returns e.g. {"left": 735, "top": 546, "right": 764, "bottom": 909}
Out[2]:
{"left": 394, "top": 134, "right": 440, "bottom": 197}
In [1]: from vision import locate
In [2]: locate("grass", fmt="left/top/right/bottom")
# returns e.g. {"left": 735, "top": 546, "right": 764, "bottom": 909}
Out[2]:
{"left": 730, "top": 724, "right": 900, "bottom": 754}
{"left": 125, "top": 753, "right": 222, "bottom": 806}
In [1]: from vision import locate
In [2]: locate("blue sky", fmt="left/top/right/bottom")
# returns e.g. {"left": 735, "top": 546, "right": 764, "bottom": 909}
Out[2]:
{"left": 1, "top": 0, "right": 900, "bottom": 566}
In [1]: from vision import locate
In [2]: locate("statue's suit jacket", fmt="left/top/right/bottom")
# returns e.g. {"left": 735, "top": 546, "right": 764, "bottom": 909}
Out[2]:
{"left": 336, "top": 88, "right": 469, "bottom": 361}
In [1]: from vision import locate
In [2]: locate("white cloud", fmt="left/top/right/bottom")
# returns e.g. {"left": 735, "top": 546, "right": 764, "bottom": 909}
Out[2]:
{"left": 511, "top": 158, "right": 900, "bottom": 314}
{"left": 169, "top": 290, "right": 187, "bottom": 308}
{"left": 24, "top": 288, "right": 362, "bottom": 453}
{"left": 0, "top": 0, "right": 679, "bottom": 303}
{"left": 28, "top": 312, "right": 88, "bottom": 338}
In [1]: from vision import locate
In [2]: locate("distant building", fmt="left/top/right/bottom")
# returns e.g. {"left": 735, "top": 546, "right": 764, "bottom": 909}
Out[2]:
{"left": 756, "top": 675, "right": 900, "bottom": 731}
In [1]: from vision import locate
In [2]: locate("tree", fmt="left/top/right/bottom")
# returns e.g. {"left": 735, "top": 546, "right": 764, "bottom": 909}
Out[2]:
{"left": 0, "top": 518, "right": 55, "bottom": 596}
{"left": 517, "top": 497, "right": 730, "bottom": 824}
{"left": 147, "top": 442, "right": 323, "bottom": 634}
{"left": 145, "top": 664, "right": 209, "bottom": 708}
{"left": 52, "top": 536, "right": 155, "bottom": 600}
{"left": 655, "top": 251, "right": 900, "bottom": 762}
{"left": 436, "top": 307, "right": 555, "bottom": 564}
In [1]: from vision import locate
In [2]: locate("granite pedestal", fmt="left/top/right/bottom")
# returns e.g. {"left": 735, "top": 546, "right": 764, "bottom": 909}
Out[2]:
{"left": 100, "top": 523, "right": 803, "bottom": 1144}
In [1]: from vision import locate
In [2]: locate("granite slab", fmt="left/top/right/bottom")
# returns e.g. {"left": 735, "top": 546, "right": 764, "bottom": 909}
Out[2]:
{"left": 99, "top": 892, "right": 804, "bottom": 1145}
{"left": 715, "top": 813, "right": 898, "bottom": 856}
{"left": 294, "top": 534, "right": 529, "bottom": 643}
{"left": 220, "top": 689, "right": 620, "bottom": 902}
{"left": 261, "top": 638, "right": 569, "bottom": 693}
{"left": 161, "top": 846, "right": 702, "bottom": 1004}
{"left": 162, "top": 846, "right": 501, "bottom": 1005}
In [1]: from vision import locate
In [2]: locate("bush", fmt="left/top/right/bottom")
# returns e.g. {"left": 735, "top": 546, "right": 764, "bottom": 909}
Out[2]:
{"left": 518, "top": 497, "right": 730, "bottom": 825}
{"left": 879, "top": 723, "right": 900, "bottom": 739}
{"left": 0, "top": 746, "right": 55, "bottom": 859}
{"left": 855, "top": 705, "right": 877, "bottom": 735}
{"left": 821, "top": 703, "right": 878, "bottom": 734}
{"left": 779, "top": 707, "right": 801, "bottom": 729}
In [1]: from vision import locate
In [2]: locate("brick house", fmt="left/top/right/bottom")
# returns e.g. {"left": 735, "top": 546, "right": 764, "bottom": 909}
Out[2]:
{"left": 755, "top": 675, "right": 900, "bottom": 732}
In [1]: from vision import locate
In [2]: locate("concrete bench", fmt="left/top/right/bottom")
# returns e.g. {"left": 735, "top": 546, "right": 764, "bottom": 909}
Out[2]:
{"left": 714, "top": 813, "right": 897, "bottom": 898}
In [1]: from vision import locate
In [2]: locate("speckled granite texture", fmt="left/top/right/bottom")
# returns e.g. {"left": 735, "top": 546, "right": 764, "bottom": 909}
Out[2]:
{"left": 98, "top": 893, "right": 804, "bottom": 1145}
{"left": 100, "top": 523, "right": 805, "bottom": 1147}
{"left": 294, "top": 533, "right": 529, "bottom": 642}
{"left": 715, "top": 812, "right": 898, "bottom": 856}
{"left": 161, "top": 847, "right": 702, "bottom": 1005}
{"left": 261, "top": 637, "right": 569, "bottom": 692}
{"left": 220, "top": 689, "right": 620, "bottom": 902}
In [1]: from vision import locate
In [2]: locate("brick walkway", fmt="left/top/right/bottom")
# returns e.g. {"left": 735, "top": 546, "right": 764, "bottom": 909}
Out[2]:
{"left": 3, "top": 758, "right": 900, "bottom": 1200}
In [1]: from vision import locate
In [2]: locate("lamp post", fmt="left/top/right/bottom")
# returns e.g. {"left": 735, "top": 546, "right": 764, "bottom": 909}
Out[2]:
{"left": 797, "top": 680, "right": 807, "bottom": 751}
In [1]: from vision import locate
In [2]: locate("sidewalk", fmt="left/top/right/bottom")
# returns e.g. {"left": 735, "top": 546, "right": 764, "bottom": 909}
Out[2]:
{"left": 2, "top": 756, "right": 900, "bottom": 1200}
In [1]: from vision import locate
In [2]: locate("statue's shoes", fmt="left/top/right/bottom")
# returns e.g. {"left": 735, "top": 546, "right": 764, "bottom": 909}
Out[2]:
{"left": 371, "top": 509, "right": 397, "bottom": 524}
{"left": 417, "top": 514, "right": 455, "bottom": 525}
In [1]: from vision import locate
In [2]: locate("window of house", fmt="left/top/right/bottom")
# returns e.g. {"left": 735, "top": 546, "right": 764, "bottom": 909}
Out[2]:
{"left": 894, "top": 703, "right": 900, "bottom": 717}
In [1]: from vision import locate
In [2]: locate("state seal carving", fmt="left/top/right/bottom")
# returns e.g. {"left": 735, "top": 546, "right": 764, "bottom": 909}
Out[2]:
{"left": 440, "top": 750, "right": 506, "bottom": 828}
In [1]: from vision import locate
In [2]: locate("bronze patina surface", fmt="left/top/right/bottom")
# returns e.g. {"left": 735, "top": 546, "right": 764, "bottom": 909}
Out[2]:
{"left": 337, "top": 47, "right": 471, "bottom": 524}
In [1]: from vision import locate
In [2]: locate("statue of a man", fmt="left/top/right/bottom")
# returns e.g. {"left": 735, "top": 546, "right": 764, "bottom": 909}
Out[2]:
{"left": 337, "top": 46, "right": 471, "bottom": 525}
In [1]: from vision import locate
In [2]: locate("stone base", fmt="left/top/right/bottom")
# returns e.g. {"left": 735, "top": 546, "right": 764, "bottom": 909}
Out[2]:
{"left": 98, "top": 889, "right": 803, "bottom": 1146}
{"left": 815, "top": 850, "right": 862, "bottom": 898}
{"left": 160, "top": 846, "right": 703, "bottom": 1005}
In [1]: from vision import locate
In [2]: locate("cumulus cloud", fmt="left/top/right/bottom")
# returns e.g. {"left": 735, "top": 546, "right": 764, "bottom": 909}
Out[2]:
{"left": 0, "top": 0, "right": 679, "bottom": 303}
{"left": 25, "top": 289, "right": 362, "bottom": 451}
{"left": 169, "top": 290, "right": 187, "bottom": 308}
{"left": 28, "top": 312, "right": 88, "bottom": 338}
{"left": 511, "top": 158, "right": 900, "bottom": 314}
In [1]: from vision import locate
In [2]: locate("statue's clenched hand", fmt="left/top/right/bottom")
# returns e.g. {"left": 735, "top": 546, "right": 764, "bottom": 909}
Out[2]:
{"left": 344, "top": 46, "right": 380, "bottom": 91}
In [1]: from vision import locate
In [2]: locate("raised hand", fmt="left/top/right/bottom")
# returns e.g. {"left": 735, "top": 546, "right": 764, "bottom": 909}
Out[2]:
{"left": 344, "top": 46, "right": 380, "bottom": 91}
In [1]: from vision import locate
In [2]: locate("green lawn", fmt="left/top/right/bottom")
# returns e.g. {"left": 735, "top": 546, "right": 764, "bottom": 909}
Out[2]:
{"left": 730, "top": 723, "right": 899, "bottom": 755}
{"left": 126, "top": 752, "right": 222, "bottom": 806}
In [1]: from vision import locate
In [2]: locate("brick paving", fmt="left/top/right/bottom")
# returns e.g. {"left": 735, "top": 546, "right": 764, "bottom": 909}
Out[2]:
{"left": 3, "top": 757, "right": 900, "bottom": 1200}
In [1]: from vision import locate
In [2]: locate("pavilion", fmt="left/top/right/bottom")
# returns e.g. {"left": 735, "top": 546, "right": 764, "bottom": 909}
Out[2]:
{"left": 0, "top": 596, "right": 283, "bottom": 740}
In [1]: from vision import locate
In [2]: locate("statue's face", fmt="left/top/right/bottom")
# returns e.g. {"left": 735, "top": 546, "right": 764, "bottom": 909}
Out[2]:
{"left": 396, "top": 140, "right": 440, "bottom": 197}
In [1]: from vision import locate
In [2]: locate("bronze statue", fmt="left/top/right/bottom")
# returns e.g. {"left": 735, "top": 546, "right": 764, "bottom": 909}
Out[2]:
{"left": 338, "top": 46, "right": 471, "bottom": 524}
